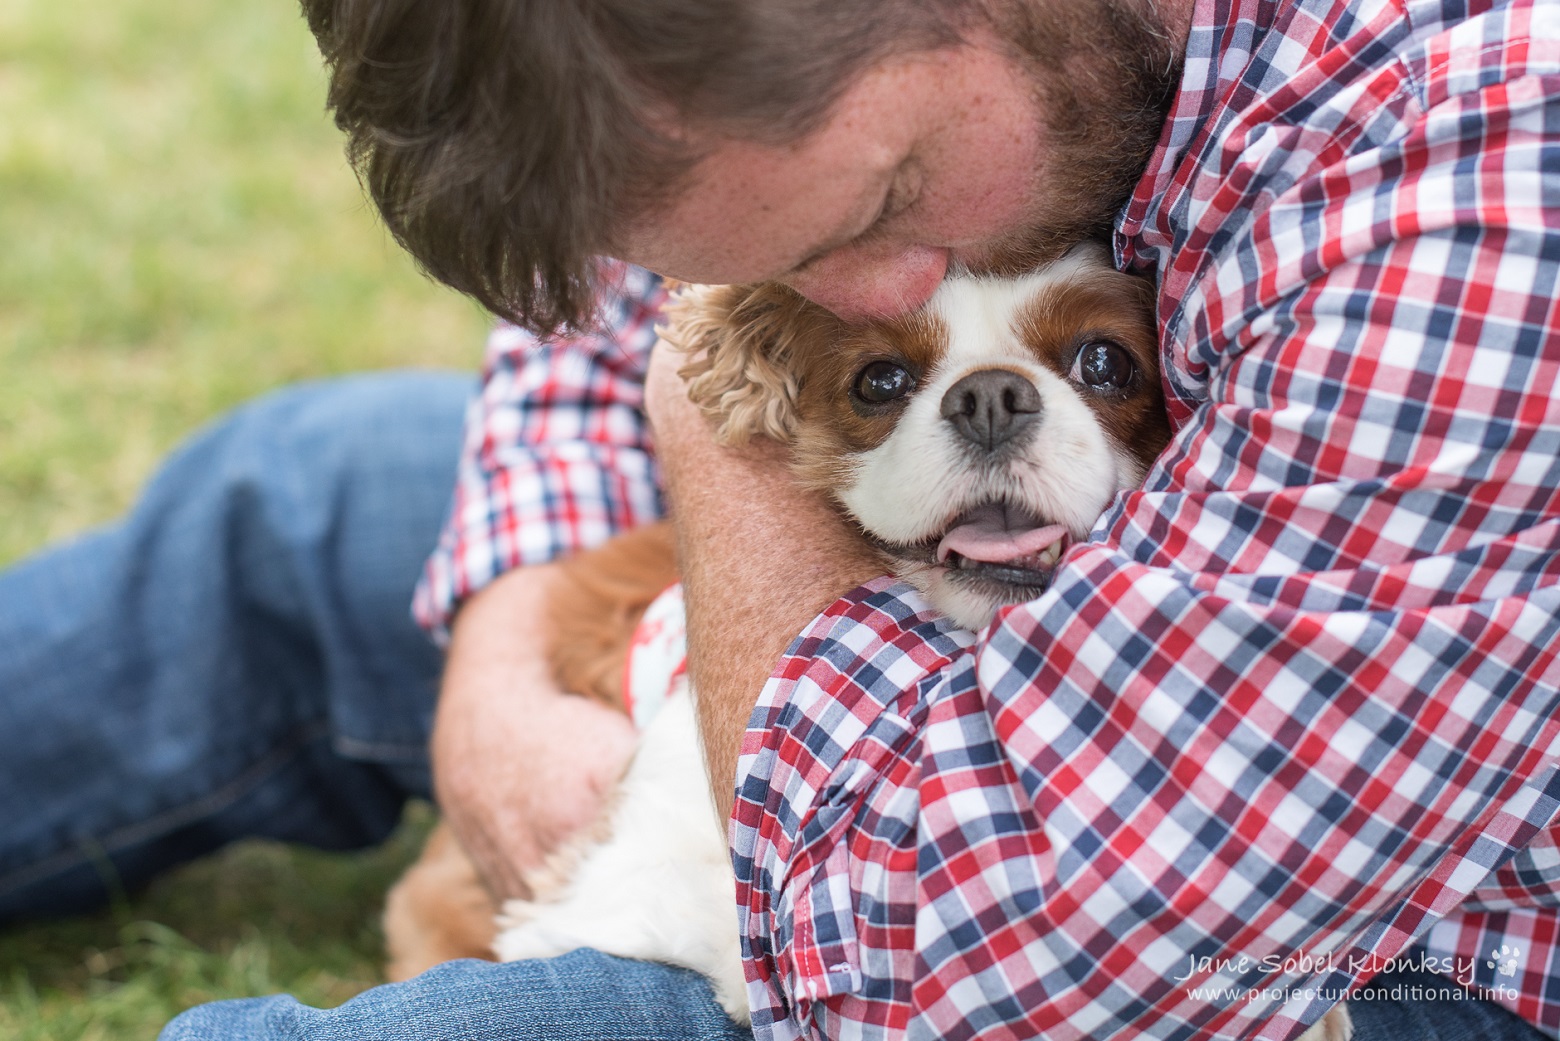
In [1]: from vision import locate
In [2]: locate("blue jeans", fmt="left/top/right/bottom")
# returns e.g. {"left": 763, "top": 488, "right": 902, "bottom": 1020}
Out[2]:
{"left": 1348, "top": 964, "right": 1552, "bottom": 1041}
{"left": 156, "top": 956, "right": 1544, "bottom": 1041}
{"left": 0, "top": 372, "right": 747, "bottom": 1040}
{"left": 160, "top": 950, "right": 752, "bottom": 1040}
{"left": 0, "top": 373, "right": 466, "bottom": 919}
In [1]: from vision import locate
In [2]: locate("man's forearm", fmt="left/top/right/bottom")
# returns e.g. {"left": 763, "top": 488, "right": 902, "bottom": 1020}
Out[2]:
{"left": 434, "top": 563, "right": 637, "bottom": 897}
{"left": 648, "top": 349, "right": 880, "bottom": 820}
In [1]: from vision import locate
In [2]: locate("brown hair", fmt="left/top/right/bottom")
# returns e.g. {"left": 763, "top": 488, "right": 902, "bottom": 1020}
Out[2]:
{"left": 301, "top": 0, "right": 972, "bottom": 334}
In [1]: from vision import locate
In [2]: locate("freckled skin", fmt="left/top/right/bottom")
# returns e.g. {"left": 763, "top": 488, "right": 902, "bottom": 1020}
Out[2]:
{"left": 620, "top": 41, "right": 1051, "bottom": 319}
{"left": 619, "top": 1, "right": 1194, "bottom": 322}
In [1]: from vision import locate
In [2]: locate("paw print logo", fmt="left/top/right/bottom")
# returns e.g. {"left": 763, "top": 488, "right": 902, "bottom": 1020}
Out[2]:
{"left": 1487, "top": 945, "right": 1522, "bottom": 978}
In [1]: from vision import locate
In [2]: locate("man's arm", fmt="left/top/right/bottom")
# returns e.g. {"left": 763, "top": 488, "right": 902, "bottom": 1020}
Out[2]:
{"left": 413, "top": 263, "right": 668, "bottom": 892}
{"left": 431, "top": 563, "right": 637, "bottom": 897}
{"left": 643, "top": 346, "right": 879, "bottom": 820}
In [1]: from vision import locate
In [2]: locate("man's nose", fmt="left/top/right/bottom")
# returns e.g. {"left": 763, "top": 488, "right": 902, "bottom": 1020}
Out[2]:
{"left": 782, "top": 244, "right": 949, "bottom": 320}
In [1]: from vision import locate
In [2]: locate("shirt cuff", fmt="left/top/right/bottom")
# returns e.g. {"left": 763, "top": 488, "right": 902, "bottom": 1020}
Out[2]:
{"left": 730, "top": 578, "right": 979, "bottom": 1036}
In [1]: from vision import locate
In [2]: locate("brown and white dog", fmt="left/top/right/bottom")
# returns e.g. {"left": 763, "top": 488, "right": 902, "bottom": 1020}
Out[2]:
{"left": 669, "top": 241, "right": 1168, "bottom": 630}
{"left": 385, "top": 243, "right": 1351, "bottom": 1041}
{"left": 382, "top": 523, "right": 678, "bottom": 980}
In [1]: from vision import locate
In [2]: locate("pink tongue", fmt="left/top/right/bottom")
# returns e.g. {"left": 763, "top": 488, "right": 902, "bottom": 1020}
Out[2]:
{"left": 937, "top": 506, "right": 1068, "bottom": 565}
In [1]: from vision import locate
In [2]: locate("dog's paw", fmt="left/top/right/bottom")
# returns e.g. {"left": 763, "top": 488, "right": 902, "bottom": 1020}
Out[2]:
{"left": 1295, "top": 1006, "right": 1351, "bottom": 1041}
{"left": 492, "top": 901, "right": 578, "bottom": 962}
{"left": 494, "top": 896, "right": 537, "bottom": 930}
{"left": 706, "top": 948, "right": 751, "bottom": 1026}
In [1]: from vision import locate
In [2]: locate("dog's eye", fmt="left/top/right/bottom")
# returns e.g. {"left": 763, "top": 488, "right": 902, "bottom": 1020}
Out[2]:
{"left": 1072, "top": 341, "right": 1135, "bottom": 391}
{"left": 853, "top": 361, "right": 914, "bottom": 404}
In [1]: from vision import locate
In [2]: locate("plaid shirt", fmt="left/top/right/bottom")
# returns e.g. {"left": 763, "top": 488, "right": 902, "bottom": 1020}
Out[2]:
{"left": 418, "top": 0, "right": 1560, "bottom": 1035}
{"left": 413, "top": 263, "right": 668, "bottom": 641}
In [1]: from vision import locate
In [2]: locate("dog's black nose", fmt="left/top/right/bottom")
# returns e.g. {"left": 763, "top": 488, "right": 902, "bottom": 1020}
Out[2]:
{"left": 940, "top": 369, "right": 1042, "bottom": 451}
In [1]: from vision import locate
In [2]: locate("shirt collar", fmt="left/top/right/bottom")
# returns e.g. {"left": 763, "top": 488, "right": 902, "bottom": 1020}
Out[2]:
{"left": 1115, "top": 0, "right": 1282, "bottom": 268}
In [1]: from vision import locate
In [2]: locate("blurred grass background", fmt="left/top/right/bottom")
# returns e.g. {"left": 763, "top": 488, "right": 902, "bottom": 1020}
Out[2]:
{"left": 0, "top": 0, "right": 488, "bottom": 561}
{"left": 0, "top": 0, "right": 488, "bottom": 1032}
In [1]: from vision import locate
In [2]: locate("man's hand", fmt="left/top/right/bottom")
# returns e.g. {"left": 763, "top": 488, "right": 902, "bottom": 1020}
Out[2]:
{"left": 646, "top": 344, "right": 881, "bottom": 820}
{"left": 431, "top": 563, "right": 638, "bottom": 900}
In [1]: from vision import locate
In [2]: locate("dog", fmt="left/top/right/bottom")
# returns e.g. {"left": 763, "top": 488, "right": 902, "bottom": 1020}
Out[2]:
{"left": 382, "top": 522, "right": 679, "bottom": 981}
{"left": 667, "top": 241, "right": 1169, "bottom": 630}
{"left": 385, "top": 242, "right": 1352, "bottom": 1041}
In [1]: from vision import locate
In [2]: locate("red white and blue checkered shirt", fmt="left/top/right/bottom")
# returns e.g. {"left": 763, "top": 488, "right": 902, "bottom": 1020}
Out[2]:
{"left": 417, "top": 0, "right": 1560, "bottom": 1035}
{"left": 412, "top": 263, "right": 669, "bottom": 642}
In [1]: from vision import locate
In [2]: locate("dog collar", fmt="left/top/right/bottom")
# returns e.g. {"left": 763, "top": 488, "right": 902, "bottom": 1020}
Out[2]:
{"left": 621, "top": 582, "right": 687, "bottom": 730}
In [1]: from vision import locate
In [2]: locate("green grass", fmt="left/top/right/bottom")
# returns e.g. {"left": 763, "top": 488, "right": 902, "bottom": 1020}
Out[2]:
{"left": 0, "top": 0, "right": 488, "bottom": 562}
{"left": 0, "top": 808, "right": 437, "bottom": 1041}
{"left": 0, "top": 0, "right": 489, "bottom": 1031}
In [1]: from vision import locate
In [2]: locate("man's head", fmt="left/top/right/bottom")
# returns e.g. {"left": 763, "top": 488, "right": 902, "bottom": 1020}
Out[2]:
{"left": 303, "top": 0, "right": 1185, "bottom": 332}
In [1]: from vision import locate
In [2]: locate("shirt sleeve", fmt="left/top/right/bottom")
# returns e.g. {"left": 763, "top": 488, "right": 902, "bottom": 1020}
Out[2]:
{"left": 413, "top": 263, "right": 669, "bottom": 642}
{"left": 731, "top": 59, "right": 1560, "bottom": 1041}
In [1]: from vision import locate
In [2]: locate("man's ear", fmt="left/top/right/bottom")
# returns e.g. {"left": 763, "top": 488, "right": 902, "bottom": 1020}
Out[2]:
{"left": 660, "top": 282, "right": 837, "bottom": 446}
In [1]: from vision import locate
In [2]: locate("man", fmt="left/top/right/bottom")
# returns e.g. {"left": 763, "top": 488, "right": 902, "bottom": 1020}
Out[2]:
{"left": 152, "top": 0, "right": 1559, "bottom": 1035}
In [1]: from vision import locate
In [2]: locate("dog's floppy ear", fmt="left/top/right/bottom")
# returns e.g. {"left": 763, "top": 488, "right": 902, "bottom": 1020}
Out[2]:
{"left": 660, "top": 282, "right": 840, "bottom": 445}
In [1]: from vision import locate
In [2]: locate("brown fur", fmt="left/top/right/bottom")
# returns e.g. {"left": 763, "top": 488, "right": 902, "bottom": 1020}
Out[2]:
{"left": 663, "top": 282, "right": 832, "bottom": 444}
{"left": 383, "top": 818, "right": 503, "bottom": 980}
{"left": 546, "top": 522, "right": 680, "bottom": 709}
{"left": 382, "top": 522, "right": 678, "bottom": 981}
{"left": 784, "top": 306, "right": 950, "bottom": 491}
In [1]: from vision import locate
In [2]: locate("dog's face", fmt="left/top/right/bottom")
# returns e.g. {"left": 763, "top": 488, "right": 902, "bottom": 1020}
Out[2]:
{"left": 669, "top": 243, "right": 1171, "bottom": 629}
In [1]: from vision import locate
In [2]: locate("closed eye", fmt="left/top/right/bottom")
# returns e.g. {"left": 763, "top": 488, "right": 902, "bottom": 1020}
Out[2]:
{"left": 787, "top": 160, "right": 923, "bottom": 275}
{"left": 858, "top": 160, "right": 923, "bottom": 242}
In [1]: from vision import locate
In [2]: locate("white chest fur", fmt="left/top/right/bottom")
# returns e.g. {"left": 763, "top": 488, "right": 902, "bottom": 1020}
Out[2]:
{"left": 492, "top": 682, "right": 750, "bottom": 1022}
